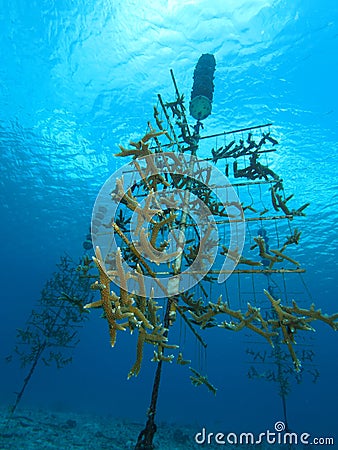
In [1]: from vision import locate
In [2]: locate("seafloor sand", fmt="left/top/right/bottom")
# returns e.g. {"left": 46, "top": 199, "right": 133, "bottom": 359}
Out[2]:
{"left": 0, "top": 407, "right": 227, "bottom": 450}
{"left": 0, "top": 406, "right": 304, "bottom": 449}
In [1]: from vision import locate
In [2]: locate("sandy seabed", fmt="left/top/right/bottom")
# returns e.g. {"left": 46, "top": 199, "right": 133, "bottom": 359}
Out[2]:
{"left": 0, "top": 406, "right": 226, "bottom": 450}
{"left": 0, "top": 406, "right": 303, "bottom": 449}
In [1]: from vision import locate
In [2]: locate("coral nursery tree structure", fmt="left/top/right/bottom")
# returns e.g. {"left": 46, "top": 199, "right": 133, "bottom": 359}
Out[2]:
{"left": 84, "top": 56, "right": 338, "bottom": 449}
{"left": 4, "top": 252, "right": 93, "bottom": 426}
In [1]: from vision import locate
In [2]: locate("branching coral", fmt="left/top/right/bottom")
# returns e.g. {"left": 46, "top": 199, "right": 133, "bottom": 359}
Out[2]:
{"left": 189, "top": 367, "right": 217, "bottom": 395}
{"left": 270, "top": 183, "right": 310, "bottom": 218}
{"left": 85, "top": 246, "right": 177, "bottom": 377}
{"left": 115, "top": 129, "right": 166, "bottom": 159}
{"left": 252, "top": 235, "right": 300, "bottom": 269}
{"left": 264, "top": 289, "right": 338, "bottom": 371}
{"left": 7, "top": 254, "right": 93, "bottom": 419}
{"left": 185, "top": 291, "right": 338, "bottom": 373}
{"left": 221, "top": 245, "right": 262, "bottom": 266}
{"left": 149, "top": 212, "right": 177, "bottom": 250}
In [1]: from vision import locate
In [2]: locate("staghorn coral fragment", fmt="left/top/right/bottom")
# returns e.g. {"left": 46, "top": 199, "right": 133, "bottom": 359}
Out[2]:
{"left": 115, "top": 248, "right": 129, "bottom": 301}
{"left": 136, "top": 264, "right": 146, "bottom": 296}
{"left": 137, "top": 228, "right": 180, "bottom": 266}
{"left": 141, "top": 128, "right": 167, "bottom": 144}
{"left": 150, "top": 212, "right": 177, "bottom": 250}
{"left": 189, "top": 307, "right": 218, "bottom": 329}
{"left": 151, "top": 350, "right": 175, "bottom": 363}
{"left": 133, "top": 159, "right": 171, "bottom": 193}
{"left": 127, "top": 315, "right": 143, "bottom": 334}
{"left": 128, "top": 324, "right": 175, "bottom": 378}
{"left": 259, "top": 208, "right": 269, "bottom": 216}
{"left": 112, "top": 222, "right": 156, "bottom": 277}
{"left": 114, "top": 209, "right": 131, "bottom": 232}
{"left": 285, "top": 300, "right": 338, "bottom": 331}
{"left": 188, "top": 295, "right": 277, "bottom": 345}
{"left": 221, "top": 245, "right": 262, "bottom": 267}
{"left": 108, "top": 326, "right": 117, "bottom": 348}
{"left": 115, "top": 143, "right": 151, "bottom": 159}
{"left": 86, "top": 246, "right": 134, "bottom": 347}
{"left": 152, "top": 109, "right": 176, "bottom": 145}
{"left": 128, "top": 328, "right": 146, "bottom": 379}
{"left": 238, "top": 256, "right": 262, "bottom": 266}
{"left": 111, "top": 176, "right": 139, "bottom": 211}
{"left": 132, "top": 264, "right": 147, "bottom": 312}
{"left": 292, "top": 202, "right": 310, "bottom": 216}
{"left": 262, "top": 290, "right": 337, "bottom": 368}
{"left": 144, "top": 326, "right": 169, "bottom": 345}
{"left": 253, "top": 236, "right": 283, "bottom": 269}
{"left": 177, "top": 352, "right": 191, "bottom": 365}
{"left": 189, "top": 367, "right": 217, "bottom": 395}
{"left": 270, "top": 249, "right": 300, "bottom": 267}
{"left": 283, "top": 228, "right": 302, "bottom": 248}
{"left": 135, "top": 192, "right": 163, "bottom": 233}
{"left": 147, "top": 294, "right": 162, "bottom": 327}
{"left": 153, "top": 105, "right": 164, "bottom": 129}
{"left": 115, "top": 128, "right": 166, "bottom": 160}
{"left": 84, "top": 299, "right": 103, "bottom": 309}
{"left": 264, "top": 290, "right": 303, "bottom": 371}
{"left": 217, "top": 306, "right": 277, "bottom": 346}
{"left": 158, "top": 193, "right": 179, "bottom": 210}
{"left": 129, "top": 304, "right": 154, "bottom": 330}
{"left": 270, "top": 185, "right": 280, "bottom": 212}
{"left": 275, "top": 193, "right": 291, "bottom": 215}
{"left": 160, "top": 342, "right": 179, "bottom": 350}
{"left": 114, "top": 321, "right": 129, "bottom": 331}
{"left": 233, "top": 152, "right": 279, "bottom": 181}
{"left": 270, "top": 184, "right": 309, "bottom": 219}
{"left": 90, "top": 280, "right": 107, "bottom": 291}
{"left": 148, "top": 174, "right": 170, "bottom": 191}
{"left": 242, "top": 203, "right": 258, "bottom": 213}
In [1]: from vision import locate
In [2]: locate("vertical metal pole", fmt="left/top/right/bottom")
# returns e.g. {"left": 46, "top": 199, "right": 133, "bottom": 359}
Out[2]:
{"left": 135, "top": 89, "right": 198, "bottom": 449}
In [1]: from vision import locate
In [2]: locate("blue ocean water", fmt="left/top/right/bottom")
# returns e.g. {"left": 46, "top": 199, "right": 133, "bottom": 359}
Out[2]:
{"left": 0, "top": 0, "right": 337, "bottom": 446}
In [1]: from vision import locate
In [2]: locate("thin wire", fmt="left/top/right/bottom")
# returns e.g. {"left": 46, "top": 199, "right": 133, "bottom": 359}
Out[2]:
{"left": 258, "top": 182, "right": 268, "bottom": 211}
{"left": 282, "top": 271, "right": 289, "bottom": 304}
{"left": 274, "top": 217, "right": 281, "bottom": 249}
{"left": 224, "top": 280, "right": 231, "bottom": 308}
{"left": 251, "top": 271, "right": 257, "bottom": 305}
{"left": 237, "top": 272, "right": 242, "bottom": 307}
{"left": 299, "top": 273, "right": 314, "bottom": 303}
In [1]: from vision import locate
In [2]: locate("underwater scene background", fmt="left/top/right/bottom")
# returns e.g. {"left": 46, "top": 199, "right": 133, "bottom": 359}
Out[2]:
{"left": 0, "top": 0, "right": 337, "bottom": 448}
